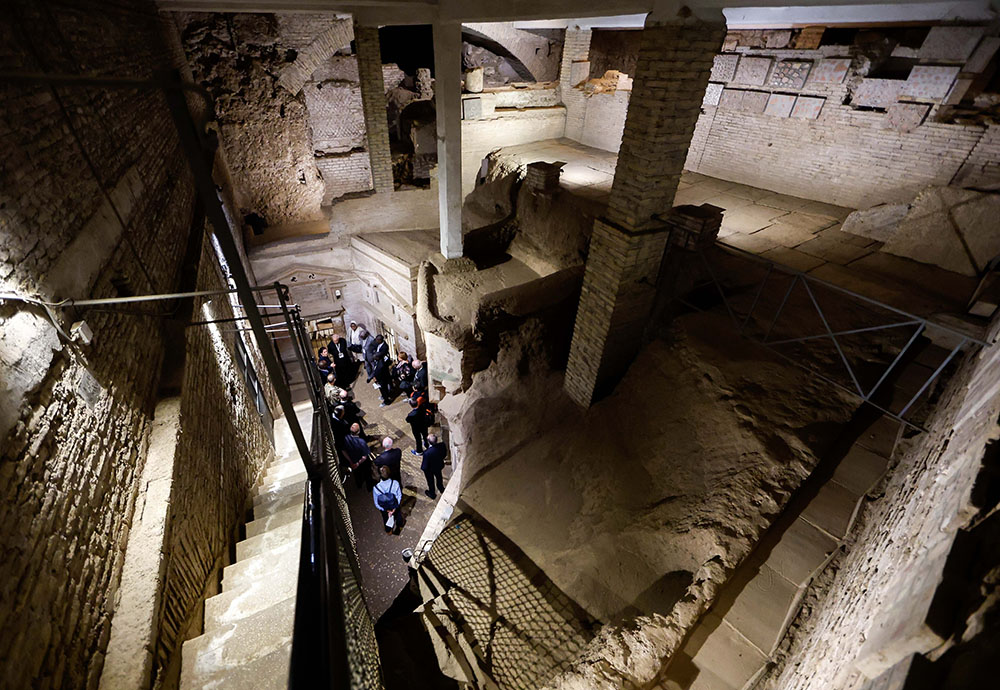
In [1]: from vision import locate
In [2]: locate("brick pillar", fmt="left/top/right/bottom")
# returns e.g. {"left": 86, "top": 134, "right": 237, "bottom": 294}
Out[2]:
{"left": 355, "top": 22, "right": 394, "bottom": 193}
{"left": 559, "top": 28, "right": 591, "bottom": 142}
{"left": 564, "top": 13, "right": 725, "bottom": 407}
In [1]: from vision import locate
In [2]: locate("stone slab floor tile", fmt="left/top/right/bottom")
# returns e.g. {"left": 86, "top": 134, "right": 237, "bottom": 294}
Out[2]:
{"left": 777, "top": 212, "right": 839, "bottom": 234}
{"left": 702, "top": 191, "right": 758, "bottom": 212}
{"left": 796, "top": 234, "right": 875, "bottom": 265}
{"left": 753, "top": 222, "right": 818, "bottom": 248}
{"left": 760, "top": 247, "right": 827, "bottom": 273}
{"left": 856, "top": 415, "right": 901, "bottom": 458}
{"left": 756, "top": 191, "right": 815, "bottom": 212}
{"left": 723, "top": 204, "right": 791, "bottom": 233}
{"left": 797, "top": 199, "right": 854, "bottom": 220}
{"left": 801, "top": 480, "right": 860, "bottom": 539}
{"left": 721, "top": 231, "right": 781, "bottom": 254}
{"left": 687, "top": 614, "right": 767, "bottom": 689}
{"left": 832, "top": 444, "right": 891, "bottom": 496}
{"left": 723, "top": 563, "right": 800, "bottom": 654}
{"left": 765, "top": 517, "right": 839, "bottom": 586}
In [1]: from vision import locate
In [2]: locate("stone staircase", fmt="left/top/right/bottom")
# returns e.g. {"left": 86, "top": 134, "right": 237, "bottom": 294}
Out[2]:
{"left": 664, "top": 346, "right": 952, "bottom": 690}
{"left": 179, "top": 403, "right": 313, "bottom": 690}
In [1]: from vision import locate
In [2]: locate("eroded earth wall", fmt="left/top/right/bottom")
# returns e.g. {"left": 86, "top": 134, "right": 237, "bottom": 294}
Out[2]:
{"left": 176, "top": 12, "right": 326, "bottom": 228}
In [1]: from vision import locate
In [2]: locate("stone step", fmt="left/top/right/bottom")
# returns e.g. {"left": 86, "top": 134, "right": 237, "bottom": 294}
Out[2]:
{"left": 246, "top": 503, "right": 302, "bottom": 539}
{"left": 236, "top": 519, "right": 300, "bottom": 562}
{"left": 223, "top": 538, "right": 300, "bottom": 593}
{"left": 263, "top": 458, "right": 307, "bottom": 484}
{"left": 180, "top": 596, "right": 295, "bottom": 690}
{"left": 254, "top": 490, "right": 306, "bottom": 520}
{"left": 180, "top": 639, "right": 291, "bottom": 690}
{"left": 253, "top": 477, "right": 307, "bottom": 509}
{"left": 204, "top": 559, "right": 298, "bottom": 630}
{"left": 255, "top": 470, "right": 309, "bottom": 498}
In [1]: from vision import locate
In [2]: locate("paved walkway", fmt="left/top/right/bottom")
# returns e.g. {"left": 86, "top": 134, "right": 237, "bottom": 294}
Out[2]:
{"left": 338, "top": 366, "right": 453, "bottom": 621}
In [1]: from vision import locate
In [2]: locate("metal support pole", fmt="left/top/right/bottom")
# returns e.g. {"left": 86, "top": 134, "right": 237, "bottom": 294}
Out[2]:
{"left": 161, "top": 71, "right": 313, "bottom": 470}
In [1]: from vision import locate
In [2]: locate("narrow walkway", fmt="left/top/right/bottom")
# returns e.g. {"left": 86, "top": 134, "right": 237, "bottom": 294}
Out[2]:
{"left": 179, "top": 401, "right": 313, "bottom": 689}
{"left": 661, "top": 344, "right": 952, "bottom": 690}
{"left": 492, "top": 139, "right": 977, "bottom": 319}
{"left": 341, "top": 368, "right": 454, "bottom": 620}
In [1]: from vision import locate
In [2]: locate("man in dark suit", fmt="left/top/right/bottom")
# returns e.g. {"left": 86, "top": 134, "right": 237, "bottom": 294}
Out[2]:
{"left": 421, "top": 433, "right": 447, "bottom": 499}
{"left": 406, "top": 396, "right": 433, "bottom": 454}
{"left": 330, "top": 406, "right": 349, "bottom": 469}
{"left": 412, "top": 358, "right": 428, "bottom": 395}
{"left": 374, "top": 436, "right": 402, "bottom": 483}
{"left": 343, "top": 423, "right": 373, "bottom": 490}
{"left": 328, "top": 333, "right": 354, "bottom": 386}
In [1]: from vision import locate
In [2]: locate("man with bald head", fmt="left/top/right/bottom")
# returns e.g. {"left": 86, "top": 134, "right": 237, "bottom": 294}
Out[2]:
{"left": 343, "top": 423, "right": 373, "bottom": 490}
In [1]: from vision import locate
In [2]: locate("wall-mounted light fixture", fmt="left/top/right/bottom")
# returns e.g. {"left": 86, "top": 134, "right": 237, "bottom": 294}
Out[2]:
{"left": 335, "top": 289, "right": 342, "bottom": 299}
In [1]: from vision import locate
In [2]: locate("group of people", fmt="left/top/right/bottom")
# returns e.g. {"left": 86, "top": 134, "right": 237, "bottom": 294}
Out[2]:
{"left": 318, "top": 320, "right": 448, "bottom": 536}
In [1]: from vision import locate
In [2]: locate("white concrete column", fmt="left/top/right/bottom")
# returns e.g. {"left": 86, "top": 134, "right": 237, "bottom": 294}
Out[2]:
{"left": 433, "top": 20, "right": 463, "bottom": 259}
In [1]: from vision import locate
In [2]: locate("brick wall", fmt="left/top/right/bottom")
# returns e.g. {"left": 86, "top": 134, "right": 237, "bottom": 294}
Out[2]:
{"left": 355, "top": 23, "right": 394, "bottom": 193}
{"left": 762, "top": 322, "right": 1000, "bottom": 690}
{"left": 304, "top": 57, "right": 365, "bottom": 154}
{"left": 0, "top": 3, "right": 276, "bottom": 687}
{"left": 953, "top": 123, "right": 1000, "bottom": 189}
{"left": 564, "top": 16, "right": 724, "bottom": 407}
{"left": 559, "top": 29, "right": 592, "bottom": 141}
{"left": 0, "top": 2, "right": 194, "bottom": 687}
{"left": 684, "top": 45, "right": 990, "bottom": 209}
{"left": 316, "top": 152, "right": 374, "bottom": 205}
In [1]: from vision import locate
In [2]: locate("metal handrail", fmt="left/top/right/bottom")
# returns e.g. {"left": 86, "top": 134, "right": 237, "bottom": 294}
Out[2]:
{"left": 662, "top": 229, "right": 991, "bottom": 430}
{"left": 278, "top": 289, "right": 380, "bottom": 689}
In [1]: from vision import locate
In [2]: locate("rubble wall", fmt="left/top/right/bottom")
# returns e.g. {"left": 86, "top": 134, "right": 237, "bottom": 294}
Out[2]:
{"left": 177, "top": 12, "right": 326, "bottom": 227}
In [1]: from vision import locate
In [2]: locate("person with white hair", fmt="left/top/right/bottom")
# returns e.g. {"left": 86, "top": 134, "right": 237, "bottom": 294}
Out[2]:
{"left": 374, "top": 436, "right": 402, "bottom": 483}
{"left": 420, "top": 433, "right": 447, "bottom": 499}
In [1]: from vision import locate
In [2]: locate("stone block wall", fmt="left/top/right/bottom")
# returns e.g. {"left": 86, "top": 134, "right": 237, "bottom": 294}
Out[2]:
{"left": 0, "top": 4, "right": 277, "bottom": 688}
{"left": 762, "top": 321, "right": 1000, "bottom": 690}
{"left": 154, "top": 238, "right": 274, "bottom": 683}
{"left": 0, "top": 3, "right": 195, "bottom": 688}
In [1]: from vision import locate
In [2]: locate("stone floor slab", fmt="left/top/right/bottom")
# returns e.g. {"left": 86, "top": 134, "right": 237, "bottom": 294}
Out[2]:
{"left": 801, "top": 480, "right": 860, "bottom": 539}
{"left": 724, "top": 564, "right": 800, "bottom": 654}
{"left": 765, "top": 517, "right": 839, "bottom": 586}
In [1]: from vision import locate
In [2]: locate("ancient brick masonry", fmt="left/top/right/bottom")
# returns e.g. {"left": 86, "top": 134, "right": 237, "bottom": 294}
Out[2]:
{"left": 355, "top": 23, "right": 395, "bottom": 193}
{"left": 565, "top": 17, "right": 725, "bottom": 407}
{"left": 0, "top": 3, "right": 195, "bottom": 688}
{"left": 559, "top": 28, "right": 592, "bottom": 141}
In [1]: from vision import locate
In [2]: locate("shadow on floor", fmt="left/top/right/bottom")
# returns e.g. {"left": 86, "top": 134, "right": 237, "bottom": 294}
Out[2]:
{"left": 375, "top": 581, "right": 459, "bottom": 690}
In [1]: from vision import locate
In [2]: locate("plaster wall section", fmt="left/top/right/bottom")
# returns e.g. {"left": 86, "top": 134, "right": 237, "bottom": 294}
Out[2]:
{"left": 461, "top": 107, "right": 567, "bottom": 193}
{"left": 0, "top": 3, "right": 196, "bottom": 687}
{"left": 763, "top": 324, "right": 1000, "bottom": 690}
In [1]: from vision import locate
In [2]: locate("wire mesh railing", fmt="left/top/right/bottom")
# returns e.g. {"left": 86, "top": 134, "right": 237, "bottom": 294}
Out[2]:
{"left": 277, "top": 287, "right": 383, "bottom": 690}
{"left": 416, "top": 512, "right": 598, "bottom": 689}
{"left": 662, "top": 230, "right": 990, "bottom": 430}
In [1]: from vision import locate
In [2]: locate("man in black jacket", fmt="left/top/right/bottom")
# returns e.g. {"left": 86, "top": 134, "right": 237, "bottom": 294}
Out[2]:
{"left": 343, "top": 423, "right": 373, "bottom": 490}
{"left": 411, "top": 359, "right": 428, "bottom": 395}
{"left": 421, "top": 434, "right": 447, "bottom": 499}
{"left": 406, "top": 397, "right": 433, "bottom": 454}
{"left": 374, "top": 436, "right": 402, "bottom": 483}
{"left": 328, "top": 333, "right": 353, "bottom": 386}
